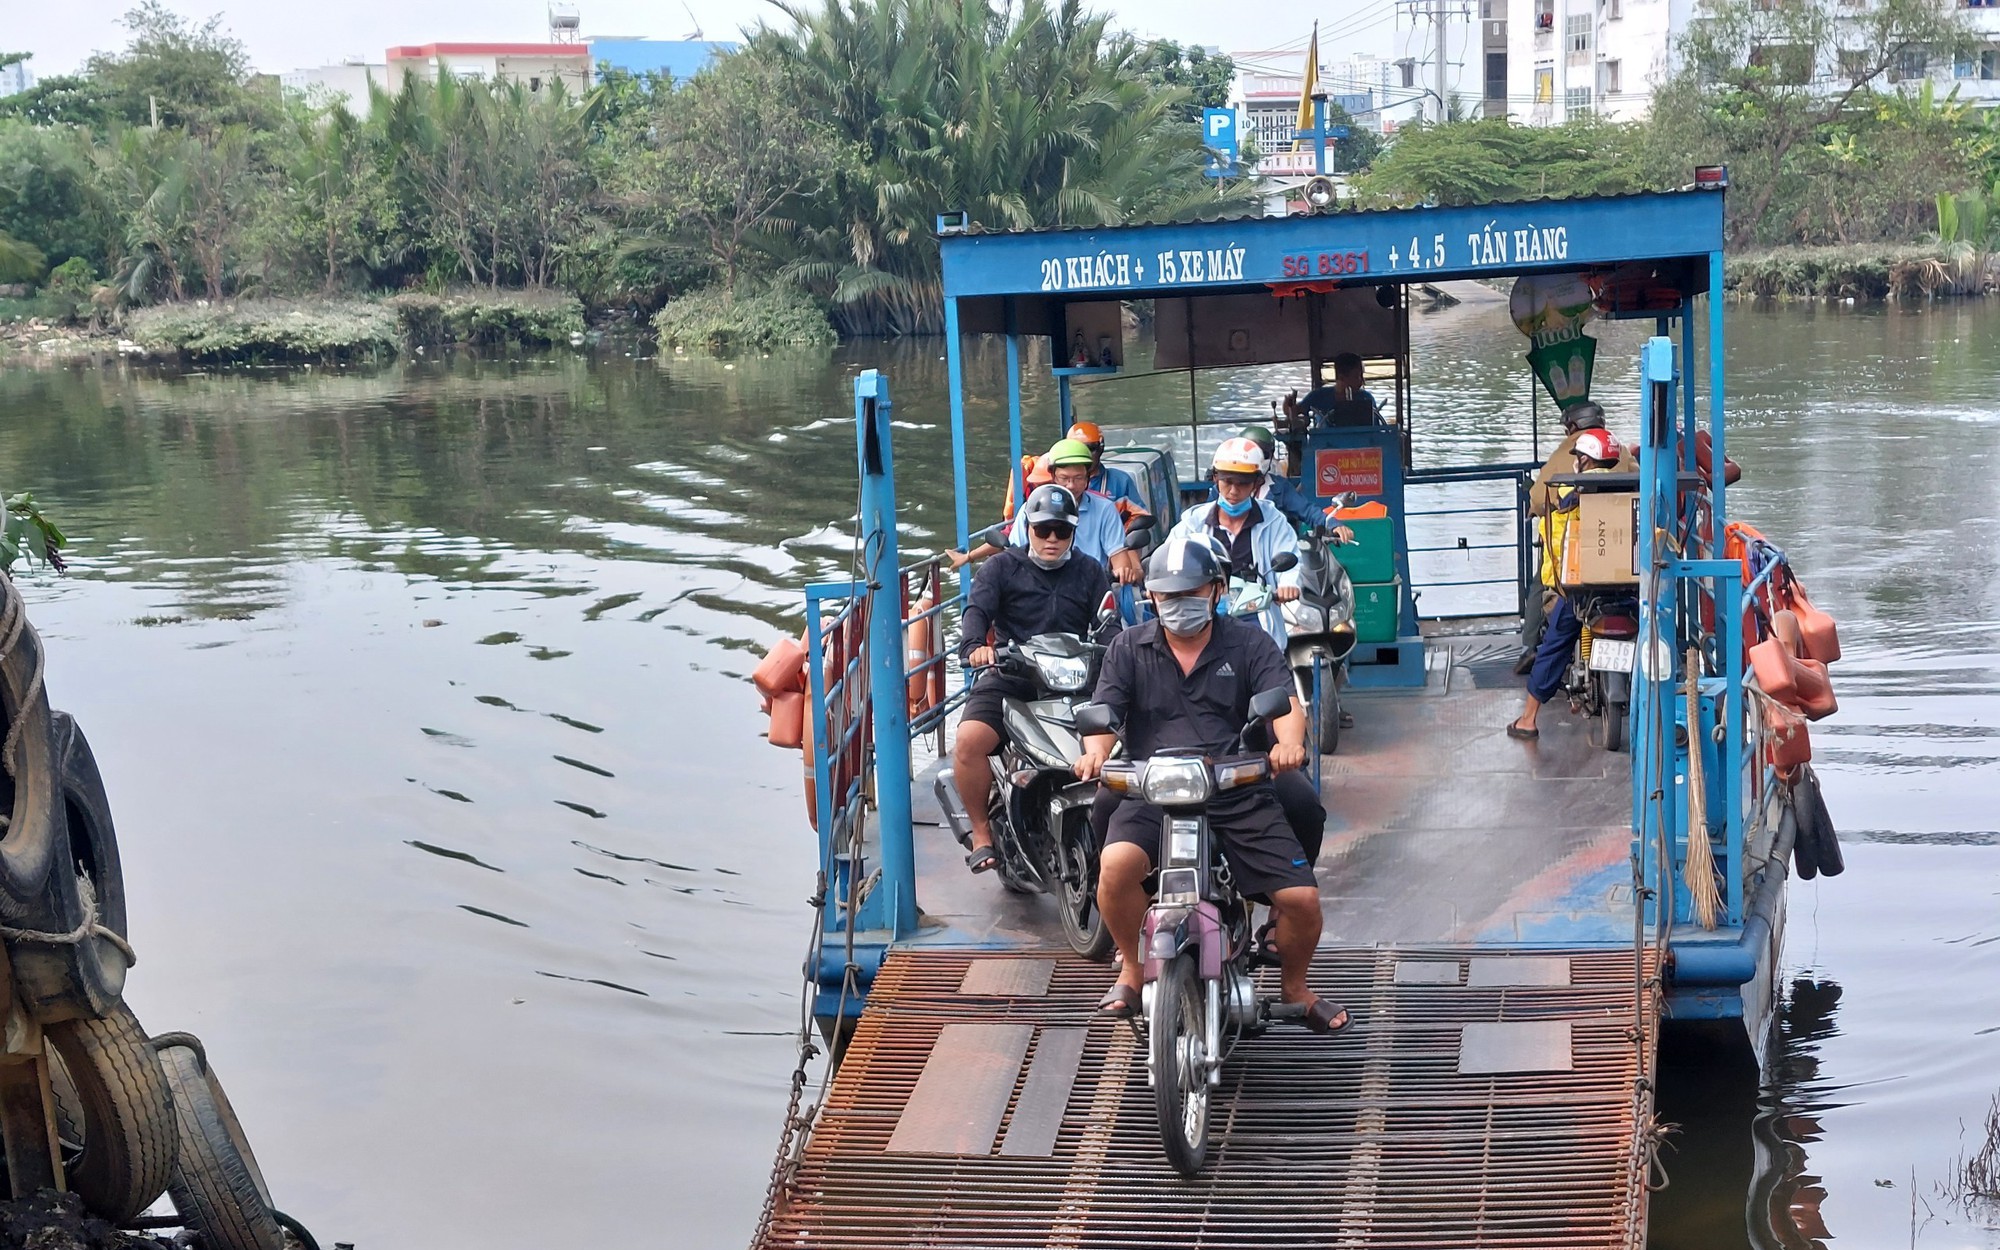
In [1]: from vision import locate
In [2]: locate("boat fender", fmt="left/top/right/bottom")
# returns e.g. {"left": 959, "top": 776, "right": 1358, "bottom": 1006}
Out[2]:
{"left": 1781, "top": 575, "right": 1842, "bottom": 665}
{"left": 1796, "top": 765, "right": 1843, "bottom": 878}
{"left": 1694, "top": 429, "right": 1743, "bottom": 487}
{"left": 1789, "top": 773, "right": 1820, "bottom": 882}
{"left": 766, "top": 690, "right": 806, "bottom": 750}
{"left": 1764, "top": 701, "right": 1811, "bottom": 778}
{"left": 1750, "top": 639, "right": 1837, "bottom": 720}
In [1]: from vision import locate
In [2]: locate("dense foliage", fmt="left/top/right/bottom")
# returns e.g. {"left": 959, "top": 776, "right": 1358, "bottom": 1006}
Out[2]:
{"left": 0, "top": 0, "right": 1254, "bottom": 338}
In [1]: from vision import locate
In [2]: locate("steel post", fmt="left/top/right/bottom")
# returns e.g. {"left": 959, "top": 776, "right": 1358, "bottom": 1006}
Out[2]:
{"left": 854, "top": 371, "right": 918, "bottom": 937}
{"left": 944, "top": 299, "right": 971, "bottom": 593}
{"left": 1005, "top": 300, "right": 1025, "bottom": 511}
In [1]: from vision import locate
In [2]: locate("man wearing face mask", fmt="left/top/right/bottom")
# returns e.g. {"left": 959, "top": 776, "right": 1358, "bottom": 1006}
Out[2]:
{"left": 1075, "top": 537, "right": 1346, "bottom": 1034}
{"left": 952, "top": 484, "right": 1114, "bottom": 874}
{"left": 1169, "top": 438, "right": 1302, "bottom": 643}
{"left": 949, "top": 439, "right": 1142, "bottom": 585}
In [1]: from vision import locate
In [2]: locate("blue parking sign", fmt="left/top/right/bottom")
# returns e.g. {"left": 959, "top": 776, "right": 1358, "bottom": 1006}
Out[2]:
{"left": 1201, "top": 108, "right": 1238, "bottom": 176}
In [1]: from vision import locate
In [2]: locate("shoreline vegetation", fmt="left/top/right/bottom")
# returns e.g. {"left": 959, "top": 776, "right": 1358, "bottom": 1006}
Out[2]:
{"left": 2, "top": 0, "right": 1996, "bottom": 369}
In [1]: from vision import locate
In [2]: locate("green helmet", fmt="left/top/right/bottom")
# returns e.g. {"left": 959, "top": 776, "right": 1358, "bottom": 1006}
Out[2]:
{"left": 1239, "top": 425, "right": 1277, "bottom": 461}
{"left": 1047, "top": 438, "right": 1096, "bottom": 468}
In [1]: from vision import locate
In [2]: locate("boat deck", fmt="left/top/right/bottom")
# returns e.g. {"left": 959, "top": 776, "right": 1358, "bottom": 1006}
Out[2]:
{"left": 910, "top": 640, "right": 1636, "bottom": 951}
{"left": 754, "top": 642, "right": 1660, "bottom": 1249}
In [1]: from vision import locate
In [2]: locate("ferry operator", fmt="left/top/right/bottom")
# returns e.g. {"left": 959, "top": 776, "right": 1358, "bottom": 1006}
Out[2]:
{"left": 952, "top": 484, "right": 1113, "bottom": 874}
{"left": 1075, "top": 536, "right": 1348, "bottom": 1036}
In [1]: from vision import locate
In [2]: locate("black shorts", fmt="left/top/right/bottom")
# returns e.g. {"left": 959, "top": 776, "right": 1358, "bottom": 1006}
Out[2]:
{"left": 1103, "top": 786, "right": 1318, "bottom": 900}
{"left": 959, "top": 671, "right": 1033, "bottom": 736}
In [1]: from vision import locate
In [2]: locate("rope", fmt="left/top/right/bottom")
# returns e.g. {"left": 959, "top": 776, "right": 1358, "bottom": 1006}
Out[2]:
{"left": 1682, "top": 648, "right": 1721, "bottom": 930}
{"left": 0, "top": 875, "right": 138, "bottom": 968}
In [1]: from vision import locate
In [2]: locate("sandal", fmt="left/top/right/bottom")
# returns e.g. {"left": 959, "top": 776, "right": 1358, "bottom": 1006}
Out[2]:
{"left": 1096, "top": 983, "right": 1142, "bottom": 1019}
{"left": 1300, "top": 996, "right": 1352, "bottom": 1036}
{"left": 1506, "top": 721, "right": 1539, "bottom": 741}
{"left": 965, "top": 844, "right": 998, "bottom": 874}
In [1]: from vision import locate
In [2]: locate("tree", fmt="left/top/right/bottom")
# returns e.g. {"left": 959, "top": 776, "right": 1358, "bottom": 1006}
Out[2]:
{"left": 1132, "top": 40, "right": 1235, "bottom": 125}
{"left": 1358, "top": 116, "right": 1649, "bottom": 207}
{"left": 1649, "top": 0, "right": 1977, "bottom": 243}
{"left": 631, "top": 57, "right": 849, "bottom": 301}
{"left": 81, "top": 2, "right": 276, "bottom": 133}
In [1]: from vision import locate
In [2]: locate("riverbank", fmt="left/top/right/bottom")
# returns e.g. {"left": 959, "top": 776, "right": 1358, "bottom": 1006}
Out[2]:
{"left": 1725, "top": 243, "right": 1997, "bottom": 301}
{"left": 0, "top": 290, "right": 586, "bottom": 365}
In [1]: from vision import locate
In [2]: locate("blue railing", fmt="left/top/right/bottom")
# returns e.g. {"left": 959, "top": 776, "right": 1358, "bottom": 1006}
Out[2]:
{"left": 1404, "top": 461, "right": 1539, "bottom": 620}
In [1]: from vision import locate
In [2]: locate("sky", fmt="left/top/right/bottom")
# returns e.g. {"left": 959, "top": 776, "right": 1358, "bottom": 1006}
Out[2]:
{"left": 12, "top": 0, "right": 1450, "bottom": 86}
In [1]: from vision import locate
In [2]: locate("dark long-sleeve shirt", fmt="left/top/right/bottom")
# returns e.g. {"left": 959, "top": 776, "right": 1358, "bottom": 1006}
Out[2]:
{"left": 957, "top": 547, "right": 1110, "bottom": 662}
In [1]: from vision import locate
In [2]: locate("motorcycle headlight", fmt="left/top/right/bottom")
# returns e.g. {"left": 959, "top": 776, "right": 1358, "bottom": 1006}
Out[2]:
{"left": 1033, "top": 652, "right": 1090, "bottom": 693}
{"left": 1142, "top": 759, "right": 1213, "bottom": 806}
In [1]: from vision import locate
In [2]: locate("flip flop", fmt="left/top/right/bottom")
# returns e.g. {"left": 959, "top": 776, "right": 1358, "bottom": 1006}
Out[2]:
{"left": 965, "top": 845, "right": 998, "bottom": 874}
{"left": 1300, "top": 996, "right": 1352, "bottom": 1037}
{"left": 1506, "top": 722, "right": 1539, "bottom": 741}
{"left": 1095, "top": 983, "right": 1141, "bottom": 1019}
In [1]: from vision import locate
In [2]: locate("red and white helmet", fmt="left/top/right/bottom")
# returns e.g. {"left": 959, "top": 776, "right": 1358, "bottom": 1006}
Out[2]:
{"left": 1573, "top": 429, "right": 1622, "bottom": 464}
{"left": 1211, "top": 437, "right": 1268, "bottom": 476}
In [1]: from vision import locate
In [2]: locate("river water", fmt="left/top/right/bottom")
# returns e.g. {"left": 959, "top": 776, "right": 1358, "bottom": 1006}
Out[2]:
{"left": 1, "top": 298, "right": 1995, "bottom": 1249}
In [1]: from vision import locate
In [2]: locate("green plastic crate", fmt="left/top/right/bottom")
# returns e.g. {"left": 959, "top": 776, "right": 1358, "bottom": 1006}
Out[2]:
{"left": 1332, "top": 515, "right": 1395, "bottom": 584}
{"left": 1352, "top": 577, "right": 1402, "bottom": 643}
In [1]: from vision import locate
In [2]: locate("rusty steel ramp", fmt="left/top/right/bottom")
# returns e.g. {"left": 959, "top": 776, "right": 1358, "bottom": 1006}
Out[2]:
{"left": 757, "top": 947, "right": 1661, "bottom": 1250}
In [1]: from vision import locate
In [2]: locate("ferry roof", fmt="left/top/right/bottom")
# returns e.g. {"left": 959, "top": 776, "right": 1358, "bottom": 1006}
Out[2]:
{"left": 937, "top": 189, "right": 1724, "bottom": 309}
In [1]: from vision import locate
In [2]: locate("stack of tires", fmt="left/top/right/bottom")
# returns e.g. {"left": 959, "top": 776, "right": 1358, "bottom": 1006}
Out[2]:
{"left": 3, "top": 584, "right": 311, "bottom": 1249}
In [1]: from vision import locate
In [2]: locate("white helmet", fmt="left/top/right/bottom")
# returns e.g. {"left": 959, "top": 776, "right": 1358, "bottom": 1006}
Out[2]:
{"left": 1211, "top": 437, "right": 1268, "bottom": 476}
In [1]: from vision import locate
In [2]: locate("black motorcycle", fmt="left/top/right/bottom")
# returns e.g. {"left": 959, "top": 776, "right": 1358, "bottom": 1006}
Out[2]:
{"left": 1280, "top": 517, "right": 1358, "bottom": 755}
{"left": 1565, "top": 589, "right": 1640, "bottom": 753}
{"left": 936, "top": 630, "right": 1114, "bottom": 959}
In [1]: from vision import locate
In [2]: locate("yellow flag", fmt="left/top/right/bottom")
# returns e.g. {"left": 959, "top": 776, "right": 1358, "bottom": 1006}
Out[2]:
{"left": 1293, "top": 24, "right": 1319, "bottom": 154}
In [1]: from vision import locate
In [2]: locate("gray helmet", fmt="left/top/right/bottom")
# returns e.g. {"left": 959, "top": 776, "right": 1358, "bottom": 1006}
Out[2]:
{"left": 1562, "top": 401, "right": 1607, "bottom": 433}
{"left": 1145, "top": 535, "right": 1225, "bottom": 593}
{"left": 1020, "top": 483, "right": 1080, "bottom": 528}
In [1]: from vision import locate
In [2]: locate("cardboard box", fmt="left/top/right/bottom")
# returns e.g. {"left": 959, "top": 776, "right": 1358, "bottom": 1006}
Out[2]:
{"left": 1560, "top": 491, "right": 1639, "bottom": 586}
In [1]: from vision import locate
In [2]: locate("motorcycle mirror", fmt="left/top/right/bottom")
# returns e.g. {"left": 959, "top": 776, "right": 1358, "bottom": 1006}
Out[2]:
{"left": 1074, "top": 702, "right": 1118, "bottom": 736}
{"left": 1249, "top": 686, "right": 1292, "bottom": 721}
{"left": 1328, "top": 491, "right": 1359, "bottom": 511}
{"left": 1121, "top": 523, "right": 1154, "bottom": 551}
{"left": 1270, "top": 552, "right": 1299, "bottom": 573}
{"left": 973, "top": 521, "right": 1010, "bottom": 548}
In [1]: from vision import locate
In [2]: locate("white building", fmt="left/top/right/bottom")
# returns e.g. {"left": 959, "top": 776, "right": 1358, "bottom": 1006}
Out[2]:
{"left": 1506, "top": 0, "right": 2000, "bottom": 126}
{"left": 1227, "top": 46, "right": 1422, "bottom": 176}
{"left": 0, "top": 59, "right": 32, "bottom": 98}
{"left": 1507, "top": 0, "right": 1692, "bottom": 123}
{"left": 385, "top": 42, "right": 592, "bottom": 94}
{"left": 281, "top": 62, "right": 387, "bottom": 116}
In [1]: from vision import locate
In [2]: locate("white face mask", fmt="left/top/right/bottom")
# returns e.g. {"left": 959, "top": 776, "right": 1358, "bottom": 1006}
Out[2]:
{"left": 1028, "top": 546, "right": 1071, "bottom": 570}
{"left": 1154, "top": 593, "right": 1213, "bottom": 636}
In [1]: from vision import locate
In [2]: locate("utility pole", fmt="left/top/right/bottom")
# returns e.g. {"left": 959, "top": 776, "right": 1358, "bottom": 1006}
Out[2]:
{"left": 1434, "top": 0, "right": 1449, "bottom": 122}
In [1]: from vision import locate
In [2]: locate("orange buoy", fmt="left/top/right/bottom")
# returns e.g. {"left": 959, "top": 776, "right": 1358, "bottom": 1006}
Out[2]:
{"left": 1765, "top": 702, "right": 1811, "bottom": 777}
{"left": 766, "top": 689, "right": 805, "bottom": 749}
{"left": 905, "top": 596, "right": 940, "bottom": 718}
{"left": 1694, "top": 429, "right": 1742, "bottom": 487}
{"left": 1784, "top": 580, "right": 1842, "bottom": 665}
{"left": 752, "top": 636, "right": 808, "bottom": 699}
{"left": 801, "top": 700, "right": 819, "bottom": 831}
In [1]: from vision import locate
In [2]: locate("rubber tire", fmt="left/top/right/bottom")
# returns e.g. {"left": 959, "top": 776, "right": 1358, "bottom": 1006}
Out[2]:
{"left": 1604, "top": 700, "right": 1627, "bottom": 753}
{"left": 44, "top": 1003, "right": 177, "bottom": 1223}
{"left": 1315, "top": 658, "right": 1342, "bottom": 757}
{"left": 51, "top": 712, "right": 128, "bottom": 938}
{"left": 1054, "top": 826, "right": 1111, "bottom": 961}
{"left": 159, "top": 1043, "right": 283, "bottom": 1250}
{"left": 1152, "top": 952, "right": 1210, "bottom": 1177}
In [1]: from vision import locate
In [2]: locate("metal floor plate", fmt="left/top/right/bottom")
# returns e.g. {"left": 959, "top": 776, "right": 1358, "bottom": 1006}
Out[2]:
{"left": 760, "top": 947, "right": 1659, "bottom": 1249}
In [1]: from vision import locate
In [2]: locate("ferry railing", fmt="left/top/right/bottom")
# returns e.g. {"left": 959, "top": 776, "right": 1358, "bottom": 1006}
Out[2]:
{"left": 803, "top": 582, "right": 876, "bottom": 934}
{"left": 1403, "top": 461, "right": 1538, "bottom": 621}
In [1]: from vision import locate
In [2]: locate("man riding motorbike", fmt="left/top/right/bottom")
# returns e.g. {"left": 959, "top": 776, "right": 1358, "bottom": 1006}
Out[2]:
{"left": 947, "top": 439, "right": 1143, "bottom": 585}
{"left": 1075, "top": 536, "right": 1348, "bottom": 1036}
{"left": 1509, "top": 427, "right": 1624, "bottom": 740}
{"left": 1168, "top": 438, "right": 1301, "bottom": 644}
{"left": 1519, "top": 401, "right": 1637, "bottom": 670}
{"left": 953, "top": 484, "right": 1113, "bottom": 873}
{"left": 1212, "top": 425, "right": 1316, "bottom": 531}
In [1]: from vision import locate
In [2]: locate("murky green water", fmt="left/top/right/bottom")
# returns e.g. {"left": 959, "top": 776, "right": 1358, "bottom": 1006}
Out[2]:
{"left": 1, "top": 298, "right": 1996, "bottom": 1248}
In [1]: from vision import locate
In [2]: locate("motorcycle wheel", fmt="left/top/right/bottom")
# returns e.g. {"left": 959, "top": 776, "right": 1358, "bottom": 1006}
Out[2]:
{"left": 1313, "top": 656, "right": 1341, "bottom": 756}
{"left": 1055, "top": 831, "right": 1111, "bottom": 961}
{"left": 1152, "top": 952, "right": 1210, "bottom": 1176}
{"left": 1605, "top": 699, "right": 1628, "bottom": 753}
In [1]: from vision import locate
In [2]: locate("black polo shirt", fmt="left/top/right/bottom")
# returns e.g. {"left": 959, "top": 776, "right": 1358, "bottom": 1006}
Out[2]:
{"left": 1091, "top": 615, "right": 1293, "bottom": 758}
{"left": 957, "top": 547, "right": 1110, "bottom": 662}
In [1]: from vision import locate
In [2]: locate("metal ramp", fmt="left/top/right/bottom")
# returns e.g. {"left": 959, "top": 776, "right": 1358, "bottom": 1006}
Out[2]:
{"left": 757, "top": 948, "right": 1659, "bottom": 1250}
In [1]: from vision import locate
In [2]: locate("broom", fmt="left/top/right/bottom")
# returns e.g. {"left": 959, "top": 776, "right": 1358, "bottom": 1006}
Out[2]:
{"left": 1683, "top": 648, "right": 1722, "bottom": 930}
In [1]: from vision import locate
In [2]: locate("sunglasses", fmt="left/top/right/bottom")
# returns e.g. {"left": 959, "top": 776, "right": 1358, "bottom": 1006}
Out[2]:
{"left": 1030, "top": 522, "right": 1075, "bottom": 540}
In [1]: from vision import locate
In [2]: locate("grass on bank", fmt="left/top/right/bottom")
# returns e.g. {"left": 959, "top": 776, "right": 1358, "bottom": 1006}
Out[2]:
{"left": 121, "top": 290, "right": 587, "bottom": 363}
{"left": 1727, "top": 244, "right": 1993, "bottom": 301}
{"left": 652, "top": 284, "right": 837, "bottom": 352}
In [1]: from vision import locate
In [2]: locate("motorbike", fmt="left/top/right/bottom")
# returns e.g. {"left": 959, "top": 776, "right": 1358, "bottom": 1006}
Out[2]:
{"left": 1076, "top": 687, "right": 1309, "bottom": 1175}
{"left": 1565, "top": 589, "right": 1640, "bottom": 753}
{"left": 1280, "top": 515, "right": 1359, "bottom": 755}
{"left": 935, "top": 624, "right": 1116, "bottom": 960}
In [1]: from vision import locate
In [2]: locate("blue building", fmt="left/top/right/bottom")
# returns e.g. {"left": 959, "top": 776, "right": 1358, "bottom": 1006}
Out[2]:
{"left": 588, "top": 39, "right": 737, "bottom": 82}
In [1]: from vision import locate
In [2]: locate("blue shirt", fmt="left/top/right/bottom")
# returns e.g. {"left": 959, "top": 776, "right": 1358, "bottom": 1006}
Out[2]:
{"left": 1007, "top": 489, "right": 1127, "bottom": 567}
{"left": 1090, "top": 464, "right": 1146, "bottom": 511}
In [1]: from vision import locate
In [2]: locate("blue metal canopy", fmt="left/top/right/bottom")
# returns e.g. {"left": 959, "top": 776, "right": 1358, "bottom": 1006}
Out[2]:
{"left": 937, "top": 190, "right": 1723, "bottom": 301}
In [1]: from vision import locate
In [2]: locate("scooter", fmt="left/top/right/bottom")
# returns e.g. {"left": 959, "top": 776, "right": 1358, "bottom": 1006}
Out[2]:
{"left": 935, "top": 622, "right": 1117, "bottom": 960}
{"left": 1075, "top": 687, "right": 1306, "bottom": 1176}
{"left": 1565, "top": 589, "right": 1640, "bottom": 753}
{"left": 1281, "top": 516, "right": 1359, "bottom": 755}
